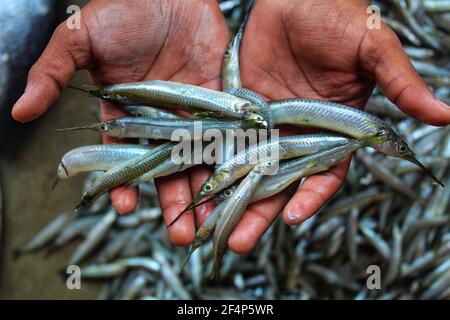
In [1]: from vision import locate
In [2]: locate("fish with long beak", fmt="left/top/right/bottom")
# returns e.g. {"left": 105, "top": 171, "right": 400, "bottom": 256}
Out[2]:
{"left": 57, "top": 117, "right": 256, "bottom": 140}
{"left": 270, "top": 98, "right": 445, "bottom": 187}
{"left": 57, "top": 122, "right": 117, "bottom": 134}
{"left": 167, "top": 186, "right": 237, "bottom": 228}
{"left": 67, "top": 80, "right": 267, "bottom": 126}
{"left": 376, "top": 130, "right": 444, "bottom": 187}
{"left": 167, "top": 194, "right": 206, "bottom": 228}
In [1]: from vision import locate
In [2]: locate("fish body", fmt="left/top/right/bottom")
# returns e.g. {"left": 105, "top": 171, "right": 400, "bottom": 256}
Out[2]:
{"left": 212, "top": 162, "right": 270, "bottom": 278}
{"left": 76, "top": 80, "right": 259, "bottom": 120}
{"left": 123, "top": 105, "right": 182, "bottom": 119}
{"left": 221, "top": 31, "right": 243, "bottom": 90}
{"left": 270, "top": 98, "right": 443, "bottom": 185}
{"left": 130, "top": 158, "right": 194, "bottom": 185}
{"left": 199, "top": 134, "right": 351, "bottom": 198}
{"left": 251, "top": 134, "right": 388, "bottom": 202}
{"left": 14, "top": 212, "right": 72, "bottom": 258}
{"left": 59, "top": 117, "right": 251, "bottom": 140}
{"left": 58, "top": 144, "right": 152, "bottom": 179}
{"left": 69, "top": 209, "right": 117, "bottom": 265}
{"left": 221, "top": 1, "right": 252, "bottom": 90}
{"left": 78, "top": 143, "right": 174, "bottom": 208}
{"left": 179, "top": 201, "right": 226, "bottom": 273}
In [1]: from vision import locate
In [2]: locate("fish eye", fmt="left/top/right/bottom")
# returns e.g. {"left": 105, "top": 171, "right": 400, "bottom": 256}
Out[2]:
{"left": 100, "top": 124, "right": 108, "bottom": 131}
{"left": 204, "top": 184, "right": 213, "bottom": 192}
{"left": 224, "top": 189, "right": 232, "bottom": 197}
{"left": 398, "top": 144, "right": 408, "bottom": 154}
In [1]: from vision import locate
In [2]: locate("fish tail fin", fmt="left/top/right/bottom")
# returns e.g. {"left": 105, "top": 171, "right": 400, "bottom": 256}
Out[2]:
{"left": 74, "top": 199, "right": 87, "bottom": 213}
{"left": 210, "top": 263, "right": 220, "bottom": 280}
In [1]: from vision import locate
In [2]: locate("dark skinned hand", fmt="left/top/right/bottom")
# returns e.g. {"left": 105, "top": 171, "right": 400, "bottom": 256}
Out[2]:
{"left": 11, "top": 0, "right": 229, "bottom": 246}
{"left": 12, "top": 0, "right": 450, "bottom": 254}
{"left": 222, "top": 0, "right": 450, "bottom": 254}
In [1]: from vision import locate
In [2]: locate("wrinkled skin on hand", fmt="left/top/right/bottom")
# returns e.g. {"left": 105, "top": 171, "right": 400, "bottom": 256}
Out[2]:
{"left": 223, "top": 0, "right": 450, "bottom": 254}
{"left": 12, "top": 0, "right": 450, "bottom": 254}
{"left": 12, "top": 0, "right": 230, "bottom": 246}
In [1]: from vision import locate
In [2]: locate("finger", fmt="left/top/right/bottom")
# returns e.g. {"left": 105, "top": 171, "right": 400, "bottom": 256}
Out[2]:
{"left": 109, "top": 186, "right": 139, "bottom": 215}
{"left": 188, "top": 165, "right": 216, "bottom": 226}
{"left": 282, "top": 158, "right": 350, "bottom": 225}
{"left": 100, "top": 101, "right": 139, "bottom": 215}
{"left": 360, "top": 25, "right": 450, "bottom": 126}
{"left": 156, "top": 174, "right": 195, "bottom": 246}
{"left": 12, "top": 21, "right": 90, "bottom": 122}
{"left": 228, "top": 192, "right": 290, "bottom": 255}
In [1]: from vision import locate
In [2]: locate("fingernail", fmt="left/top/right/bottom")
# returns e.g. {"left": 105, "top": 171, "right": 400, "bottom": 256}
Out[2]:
{"left": 116, "top": 192, "right": 133, "bottom": 215}
{"left": 286, "top": 206, "right": 301, "bottom": 224}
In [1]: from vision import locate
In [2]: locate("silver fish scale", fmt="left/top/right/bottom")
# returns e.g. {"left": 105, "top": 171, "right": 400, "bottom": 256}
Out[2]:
{"left": 63, "top": 145, "right": 151, "bottom": 172}
{"left": 251, "top": 139, "right": 367, "bottom": 202}
{"left": 116, "top": 81, "right": 251, "bottom": 117}
{"left": 213, "top": 168, "right": 265, "bottom": 276}
{"left": 85, "top": 145, "right": 173, "bottom": 201}
{"left": 276, "top": 139, "right": 366, "bottom": 174}
{"left": 114, "top": 117, "right": 246, "bottom": 139}
{"left": 218, "top": 134, "right": 350, "bottom": 173}
{"left": 270, "top": 98, "right": 386, "bottom": 137}
{"left": 117, "top": 117, "right": 246, "bottom": 131}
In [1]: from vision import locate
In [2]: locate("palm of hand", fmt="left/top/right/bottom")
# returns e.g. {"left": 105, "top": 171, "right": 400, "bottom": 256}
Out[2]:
{"left": 224, "top": 1, "right": 379, "bottom": 253}
{"left": 72, "top": 0, "right": 230, "bottom": 227}
{"left": 241, "top": 0, "right": 374, "bottom": 107}
{"left": 15, "top": 0, "right": 449, "bottom": 253}
{"left": 81, "top": 0, "right": 229, "bottom": 88}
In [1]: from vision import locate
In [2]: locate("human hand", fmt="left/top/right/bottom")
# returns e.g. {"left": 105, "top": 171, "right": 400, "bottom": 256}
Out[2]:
{"left": 224, "top": 0, "right": 450, "bottom": 255}
{"left": 11, "top": 0, "right": 230, "bottom": 245}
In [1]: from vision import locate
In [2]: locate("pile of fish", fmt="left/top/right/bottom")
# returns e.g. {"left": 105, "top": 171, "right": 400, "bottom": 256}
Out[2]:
{"left": 15, "top": 0, "right": 450, "bottom": 299}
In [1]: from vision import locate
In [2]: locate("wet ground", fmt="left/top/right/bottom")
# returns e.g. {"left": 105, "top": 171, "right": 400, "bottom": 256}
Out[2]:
{"left": 0, "top": 71, "right": 102, "bottom": 299}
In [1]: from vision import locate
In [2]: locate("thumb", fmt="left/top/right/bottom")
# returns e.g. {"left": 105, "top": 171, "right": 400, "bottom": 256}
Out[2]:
{"left": 360, "top": 25, "right": 450, "bottom": 126}
{"left": 12, "top": 21, "right": 90, "bottom": 122}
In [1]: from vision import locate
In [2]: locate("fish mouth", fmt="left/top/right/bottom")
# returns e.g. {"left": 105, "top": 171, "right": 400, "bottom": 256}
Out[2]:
{"left": 405, "top": 155, "right": 444, "bottom": 187}
{"left": 56, "top": 124, "right": 100, "bottom": 132}
{"left": 167, "top": 194, "right": 205, "bottom": 228}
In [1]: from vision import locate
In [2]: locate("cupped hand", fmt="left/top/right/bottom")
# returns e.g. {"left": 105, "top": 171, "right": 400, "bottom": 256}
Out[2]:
{"left": 225, "top": 0, "right": 450, "bottom": 255}
{"left": 12, "top": 0, "right": 229, "bottom": 245}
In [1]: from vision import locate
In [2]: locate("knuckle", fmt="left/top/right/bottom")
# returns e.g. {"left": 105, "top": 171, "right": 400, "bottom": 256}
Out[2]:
{"left": 381, "top": 25, "right": 402, "bottom": 46}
